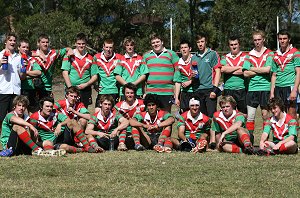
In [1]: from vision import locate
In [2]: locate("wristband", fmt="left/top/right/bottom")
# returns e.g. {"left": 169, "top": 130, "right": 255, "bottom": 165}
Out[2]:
{"left": 212, "top": 86, "right": 221, "bottom": 96}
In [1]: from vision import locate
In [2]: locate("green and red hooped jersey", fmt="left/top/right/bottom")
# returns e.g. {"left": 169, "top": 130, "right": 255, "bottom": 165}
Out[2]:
{"left": 220, "top": 52, "right": 247, "bottom": 90}
{"left": 271, "top": 46, "right": 300, "bottom": 87}
{"left": 114, "top": 53, "right": 148, "bottom": 96}
{"left": 61, "top": 52, "right": 98, "bottom": 86}
{"left": 32, "top": 48, "right": 67, "bottom": 91}
{"left": 93, "top": 52, "right": 122, "bottom": 94}
{"left": 211, "top": 110, "right": 246, "bottom": 141}
{"left": 133, "top": 110, "right": 173, "bottom": 135}
{"left": 242, "top": 48, "right": 273, "bottom": 91}
{"left": 114, "top": 99, "right": 145, "bottom": 119}
{"left": 54, "top": 99, "right": 89, "bottom": 120}
{"left": 88, "top": 110, "right": 122, "bottom": 134}
{"left": 0, "top": 112, "right": 29, "bottom": 149}
{"left": 177, "top": 111, "right": 211, "bottom": 140}
{"left": 29, "top": 109, "right": 68, "bottom": 142}
{"left": 142, "top": 48, "right": 179, "bottom": 95}
{"left": 263, "top": 113, "right": 298, "bottom": 143}
{"left": 173, "top": 56, "right": 195, "bottom": 93}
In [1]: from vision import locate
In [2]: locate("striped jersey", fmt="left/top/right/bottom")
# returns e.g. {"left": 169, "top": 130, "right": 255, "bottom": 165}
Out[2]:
{"left": 88, "top": 110, "right": 122, "bottom": 134}
{"left": 142, "top": 48, "right": 179, "bottom": 95}
{"left": 114, "top": 99, "right": 145, "bottom": 119}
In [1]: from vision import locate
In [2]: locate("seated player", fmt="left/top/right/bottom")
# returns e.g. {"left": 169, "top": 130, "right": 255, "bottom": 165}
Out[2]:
{"left": 114, "top": 83, "right": 145, "bottom": 151}
{"left": 130, "top": 94, "right": 175, "bottom": 153}
{"left": 211, "top": 95, "right": 254, "bottom": 154}
{"left": 29, "top": 97, "right": 98, "bottom": 153}
{"left": 172, "top": 97, "right": 211, "bottom": 153}
{"left": 85, "top": 95, "right": 129, "bottom": 151}
{"left": 0, "top": 96, "right": 63, "bottom": 157}
{"left": 54, "top": 86, "right": 102, "bottom": 151}
{"left": 258, "top": 98, "right": 298, "bottom": 155}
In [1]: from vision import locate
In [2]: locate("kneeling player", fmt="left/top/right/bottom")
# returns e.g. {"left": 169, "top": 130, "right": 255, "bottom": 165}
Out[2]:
{"left": 212, "top": 96, "right": 254, "bottom": 154}
{"left": 130, "top": 94, "right": 175, "bottom": 153}
{"left": 172, "top": 97, "right": 211, "bottom": 152}
{"left": 258, "top": 98, "right": 298, "bottom": 155}
{"left": 85, "top": 95, "right": 129, "bottom": 151}
{"left": 29, "top": 97, "right": 97, "bottom": 153}
{"left": 114, "top": 83, "right": 145, "bottom": 151}
{"left": 0, "top": 96, "right": 62, "bottom": 157}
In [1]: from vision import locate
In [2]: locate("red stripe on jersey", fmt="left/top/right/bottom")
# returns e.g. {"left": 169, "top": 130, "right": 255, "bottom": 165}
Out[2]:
{"left": 147, "top": 80, "right": 173, "bottom": 84}
{"left": 147, "top": 63, "right": 174, "bottom": 68}
{"left": 146, "top": 88, "right": 174, "bottom": 93}
{"left": 150, "top": 72, "right": 174, "bottom": 75}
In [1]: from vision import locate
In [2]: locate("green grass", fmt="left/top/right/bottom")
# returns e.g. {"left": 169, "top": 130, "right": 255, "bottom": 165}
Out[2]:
{"left": 0, "top": 151, "right": 300, "bottom": 198}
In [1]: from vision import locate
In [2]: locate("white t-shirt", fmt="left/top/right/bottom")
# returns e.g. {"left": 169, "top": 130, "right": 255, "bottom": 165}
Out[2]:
{"left": 0, "top": 50, "right": 22, "bottom": 95}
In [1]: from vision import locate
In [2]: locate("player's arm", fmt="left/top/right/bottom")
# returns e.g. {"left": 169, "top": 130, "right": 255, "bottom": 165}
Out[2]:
{"left": 133, "top": 74, "right": 147, "bottom": 86}
{"left": 270, "top": 72, "right": 277, "bottom": 99}
{"left": 290, "top": 67, "right": 300, "bottom": 100}
{"left": 243, "top": 70, "right": 256, "bottom": 77}
{"left": 174, "top": 82, "right": 181, "bottom": 107}
{"left": 219, "top": 120, "right": 243, "bottom": 142}
{"left": 178, "top": 125, "right": 187, "bottom": 141}
{"left": 110, "top": 117, "right": 129, "bottom": 138}
{"left": 221, "top": 65, "right": 240, "bottom": 73}
{"left": 85, "top": 123, "right": 108, "bottom": 137}
{"left": 62, "top": 70, "right": 72, "bottom": 88}
{"left": 10, "top": 116, "right": 38, "bottom": 136}
{"left": 115, "top": 75, "right": 127, "bottom": 86}
{"left": 129, "top": 118, "right": 146, "bottom": 128}
{"left": 249, "top": 66, "right": 271, "bottom": 74}
{"left": 231, "top": 67, "right": 244, "bottom": 75}
{"left": 78, "top": 75, "right": 98, "bottom": 90}
{"left": 273, "top": 135, "right": 295, "bottom": 151}
{"left": 259, "top": 132, "right": 269, "bottom": 149}
{"left": 69, "top": 108, "right": 91, "bottom": 120}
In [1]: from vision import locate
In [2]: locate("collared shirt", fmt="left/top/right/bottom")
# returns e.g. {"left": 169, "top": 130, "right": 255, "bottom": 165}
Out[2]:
{"left": 0, "top": 50, "right": 22, "bottom": 95}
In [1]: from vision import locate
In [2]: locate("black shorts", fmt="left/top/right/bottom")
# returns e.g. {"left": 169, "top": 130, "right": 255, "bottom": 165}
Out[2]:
{"left": 246, "top": 91, "right": 270, "bottom": 109}
{"left": 180, "top": 92, "right": 195, "bottom": 113}
{"left": 21, "top": 89, "right": 38, "bottom": 111}
{"left": 224, "top": 89, "right": 247, "bottom": 114}
{"left": 95, "top": 94, "right": 119, "bottom": 108}
{"left": 79, "top": 86, "right": 92, "bottom": 108}
{"left": 5, "top": 130, "right": 32, "bottom": 155}
{"left": 275, "top": 86, "right": 299, "bottom": 107}
{"left": 156, "top": 95, "right": 173, "bottom": 113}
{"left": 194, "top": 88, "right": 217, "bottom": 117}
{"left": 0, "top": 94, "right": 16, "bottom": 122}
{"left": 96, "top": 136, "right": 119, "bottom": 150}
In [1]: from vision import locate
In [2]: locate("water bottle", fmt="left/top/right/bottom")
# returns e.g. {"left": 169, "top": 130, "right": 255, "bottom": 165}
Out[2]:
{"left": 20, "top": 54, "right": 27, "bottom": 73}
{"left": 109, "top": 137, "right": 114, "bottom": 151}
{"left": 2, "top": 51, "right": 9, "bottom": 70}
{"left": 191, "top": 64, "right": 199, "bottom": 79}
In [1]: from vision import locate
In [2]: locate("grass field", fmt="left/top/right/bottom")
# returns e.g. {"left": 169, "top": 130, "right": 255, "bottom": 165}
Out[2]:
{"left": 0, "top": 81, "right": 300, "bottom": 197}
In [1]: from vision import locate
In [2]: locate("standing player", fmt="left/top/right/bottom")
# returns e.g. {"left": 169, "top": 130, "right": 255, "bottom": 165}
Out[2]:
{"left": 114, "top": 37, "right": 148, "bottom": 100}
{"left": 243, "top": 30, "right": 274, "bottom": 142}
{"left": 220, "top": 36, "right": 247, "bottom": 114}
{"left": 85, "top": 95, "right": 129, "bottom": 151}
{"left": 211, "top": 96, "right": 254, "bottom": 154}
{"left": 174, "top": 40, "right": 195, "bottom": 112}
{"left": 270, "top": 29, "right": 300, "bottom": 119}
{"left": 114, "top": 83, "right": 145, "bottom": 150}
{"left": 32, "top": 34, "right": 72, "bottom": 99}
{"left": 0, "top": 33, "right": 26, "bottom": 132}
{"left": 19, "top": 39, "right": 42, "bottom": 113}
{"left": 61, "top": 33, "right": 98, "bottom": 108}
{"left": 192, "top": 33, "right": 221, "bottom": 117}
{"left": 94, "top": 39, "right": 122, "bottom": 112}
{"left": 258, "top": 98, "right": 298, "bottom": 155}
{"left": 141, "top": 33, "right": 179, "bottom": 112}
{"left": 172, "top": 97, "right": 211, "bottom": 153}
{"left": 29, "top": 97, "right": 97, "bottom": 153}
{"left": 130, "top": 94, "right": 175, "bottom": 153}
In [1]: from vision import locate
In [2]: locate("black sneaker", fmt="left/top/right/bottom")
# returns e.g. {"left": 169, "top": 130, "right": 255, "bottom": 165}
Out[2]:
{"left": 244, "top": 146, "right": 255, "bottom": 155}
{"left": 180, "top": 141, "right": 192, "bottom": 152}
{"left": 134, "top": 144, "right": 145, "bottom": 151}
